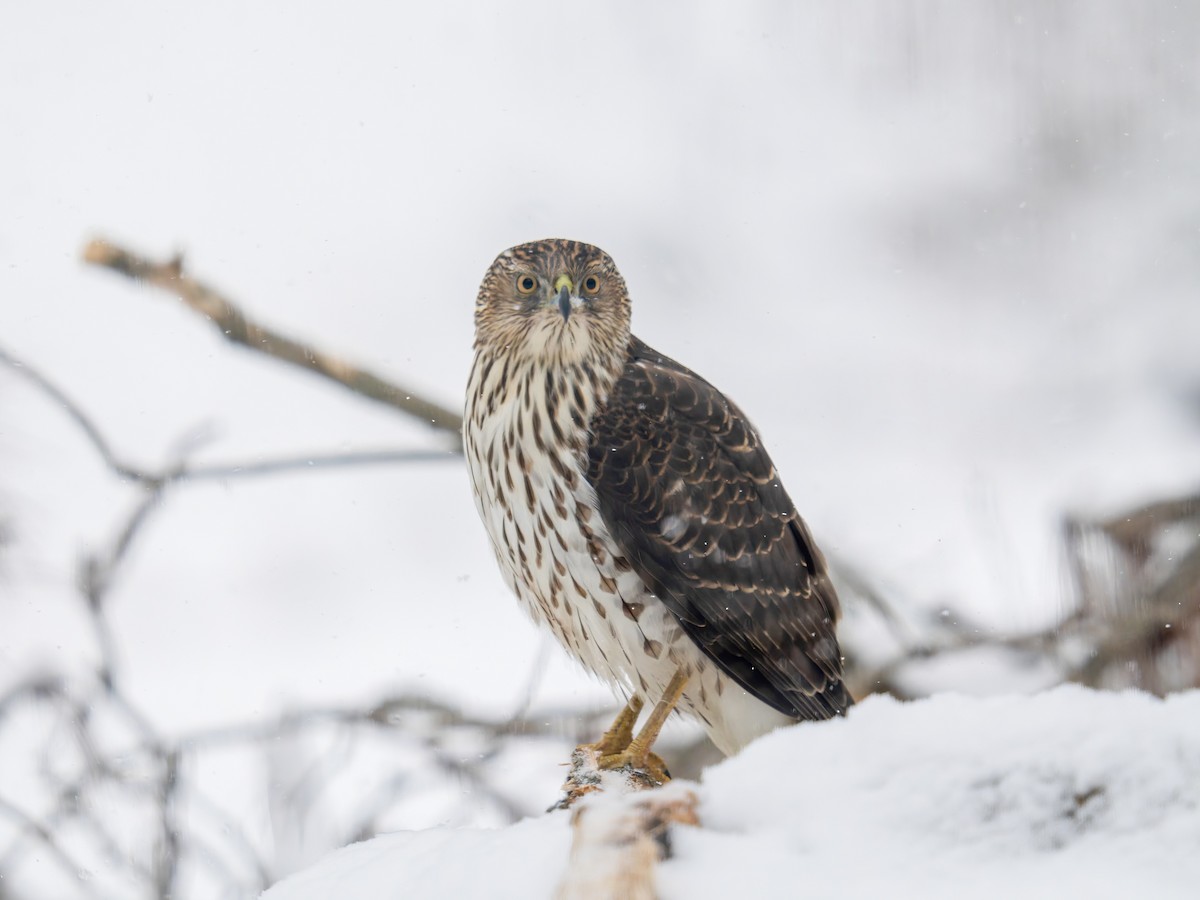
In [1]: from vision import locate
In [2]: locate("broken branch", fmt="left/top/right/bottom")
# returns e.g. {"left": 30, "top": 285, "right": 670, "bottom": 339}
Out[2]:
{"left": 82, "top": 238, "right": 464, "bottom": 444}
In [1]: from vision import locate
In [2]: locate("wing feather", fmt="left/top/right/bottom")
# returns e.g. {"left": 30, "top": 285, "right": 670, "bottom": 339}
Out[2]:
{"left": 586, "top": 337, "right": 851, "bottom": 719}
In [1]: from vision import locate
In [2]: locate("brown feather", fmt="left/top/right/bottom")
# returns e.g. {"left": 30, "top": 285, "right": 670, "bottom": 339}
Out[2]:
{"left": 586, "top": 337, "right": 851, "bottom": 719}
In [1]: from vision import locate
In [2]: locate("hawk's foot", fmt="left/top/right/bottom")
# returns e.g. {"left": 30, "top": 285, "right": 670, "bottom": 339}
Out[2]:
{"left": 580, "top": 696, "right": 645, "bottom": 757}
{"left": 553, "top": 675, "right": 687, "bottom": 808}
{"left": 592, "top": 668, "right": 686, "bottom": 786}
{"left": 552, "top": 743, "right": 666, "bottom": 810}
{"left": 597, "top": 747, "right": 671, "bottom": 786}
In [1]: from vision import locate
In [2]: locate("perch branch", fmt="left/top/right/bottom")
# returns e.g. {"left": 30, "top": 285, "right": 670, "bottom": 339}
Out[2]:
{"left": 81, "top": 238, "right": 464, "bottom": 444}
{"left": 556, "top": 783, "right": 699, "bottom": 900}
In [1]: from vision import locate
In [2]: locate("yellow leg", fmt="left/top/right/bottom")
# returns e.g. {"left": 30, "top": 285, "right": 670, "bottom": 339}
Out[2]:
{"left": 585, "top": 695, "right": 645, "bottom": 756}
{"left": 598, "top": 669, "right": 688, "bottom": 783}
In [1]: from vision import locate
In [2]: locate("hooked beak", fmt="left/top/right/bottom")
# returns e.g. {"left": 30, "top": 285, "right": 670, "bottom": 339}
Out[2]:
{"left": 553, "top": 274, "right": 575, "bottom": 323}
{"left": 557, "top": 285, "right": 571, "bottom": 322}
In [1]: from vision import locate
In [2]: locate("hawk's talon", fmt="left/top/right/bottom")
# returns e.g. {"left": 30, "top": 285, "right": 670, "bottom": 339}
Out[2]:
{"left": 580, "top": 695, "right": 645, "bottom": 757}
{"left": 596, "top": 748, "right": 671, "bottom": 785}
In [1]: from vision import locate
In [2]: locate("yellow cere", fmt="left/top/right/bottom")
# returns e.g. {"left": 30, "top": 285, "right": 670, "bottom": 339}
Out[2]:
{"left": 554, "top": 274, "right": 573, "bottom": 294}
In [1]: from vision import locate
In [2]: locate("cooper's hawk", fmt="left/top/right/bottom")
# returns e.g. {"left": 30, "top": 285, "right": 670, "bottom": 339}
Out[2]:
{"left": 465, "top": 239, "right": 850, "bottom": 780}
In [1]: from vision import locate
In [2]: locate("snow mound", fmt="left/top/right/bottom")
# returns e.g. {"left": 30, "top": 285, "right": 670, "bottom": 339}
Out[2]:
{"left": 263, "top": 688, "right": 1200, "bottom": 899}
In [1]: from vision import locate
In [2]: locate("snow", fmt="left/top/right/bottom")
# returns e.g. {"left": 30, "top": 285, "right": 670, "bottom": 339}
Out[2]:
{"left": 265, "top": 687, "right": 1200, "bottom": 899}
{"left": 262, "top": 817, "right": 570, "bottom": 900}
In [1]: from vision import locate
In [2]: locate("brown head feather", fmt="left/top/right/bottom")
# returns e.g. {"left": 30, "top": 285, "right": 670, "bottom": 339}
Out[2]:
{"left": 475, "top": 239, "right": 631, "bottom": 371}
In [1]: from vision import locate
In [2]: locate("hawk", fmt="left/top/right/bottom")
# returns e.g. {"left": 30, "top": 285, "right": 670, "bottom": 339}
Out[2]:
{"left": 465, "top": 239, "right": 850, "bottom": 780}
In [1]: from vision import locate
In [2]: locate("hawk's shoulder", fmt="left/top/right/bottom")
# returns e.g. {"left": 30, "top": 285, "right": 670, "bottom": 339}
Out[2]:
{"left": 585, "top": 336, "right": 850, "bottom": 720}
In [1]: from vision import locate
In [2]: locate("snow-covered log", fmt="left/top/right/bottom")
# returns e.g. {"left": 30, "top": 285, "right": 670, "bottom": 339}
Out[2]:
{"left": 555, "top": 773, "right": 698, "bottom": 900}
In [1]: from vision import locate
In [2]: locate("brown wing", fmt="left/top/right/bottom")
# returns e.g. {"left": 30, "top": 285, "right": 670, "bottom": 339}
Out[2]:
{"left": 586, "top": 337, "right": 850, "bottom": 720}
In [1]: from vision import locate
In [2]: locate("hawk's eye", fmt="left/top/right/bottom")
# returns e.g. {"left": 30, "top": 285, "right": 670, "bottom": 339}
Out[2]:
{"left": 582, "top": 275, "right": 601, "bottom": 294}
{"left": 516, "top": 274, "right": 538, "bottom": 295}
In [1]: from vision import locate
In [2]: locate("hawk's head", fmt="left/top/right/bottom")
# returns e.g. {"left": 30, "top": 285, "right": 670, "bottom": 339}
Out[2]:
{"left": 475, "top": 239, "right": 631, "bottom": 366}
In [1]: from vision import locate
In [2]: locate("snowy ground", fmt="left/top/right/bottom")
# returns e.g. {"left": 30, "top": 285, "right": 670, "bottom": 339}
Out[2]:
{"left": 264, "top": 688, "right": 1200, "bottom": 900}
{"left": 1, "top": 2, "right": 1198, "bottom": 897}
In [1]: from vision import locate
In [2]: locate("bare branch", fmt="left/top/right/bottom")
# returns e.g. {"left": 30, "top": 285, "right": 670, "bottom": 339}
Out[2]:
{"left": 0, "top": 674, "right": 66, "bottom": 720}
{"left": 152, "top": 750, "right": 181, "bottom": 900}
{"left": 0, "top": 795, "right": 113, "bottom": 900}
{"left": 2, "top": 344, "right": 457, "bottom": 496}
{"left": 1096, "top": 493, "right": 1200, "bottom": 563}
{"left": 181, "top": 791, "right": 272, "bottom": 890}
{"left": 0, "top": 345, "right": 146, "bottom": 482}
{"left": 848, "top": 615, "right": 1072, "bottom": 700}
{"left": 81, "top": 238, "right": 464, "bottom": 444}
{"left": 181, "top": 447, "right": 459, "bottom": 479}
{"left": 1062, "top": 491, "right": 1200, "bottom": 693}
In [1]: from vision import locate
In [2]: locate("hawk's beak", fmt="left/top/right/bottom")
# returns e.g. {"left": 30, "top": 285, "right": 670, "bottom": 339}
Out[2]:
{"left": 554, "top": 274, "right": 574, "bottom": 323}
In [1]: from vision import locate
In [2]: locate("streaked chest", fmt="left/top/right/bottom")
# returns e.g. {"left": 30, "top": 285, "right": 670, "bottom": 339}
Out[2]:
{"left": 463, "top": 352, "right": 648, "bottom": 679}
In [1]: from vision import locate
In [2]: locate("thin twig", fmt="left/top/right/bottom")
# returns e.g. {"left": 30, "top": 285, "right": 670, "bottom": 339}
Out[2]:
{"left": 182, "top": 790, "right": 272, "bottom": 890}
{"left": 78, "top": 478, "right": 173, "bottom": 690}
{"left": 0, "top": 795, "right": 113, "bottom": 899}
{"left": 0, "top": 345, "right": 144, "bottom": 481}
{"left": 428, "top": 745, "right": 530, "bottom": 823}
{"left": 2, "top": 344, "right": 457, "bottom": 493}
{"left": 81, "top": 238, "right": 464, "bottom": 444}
{"left": 152, "top": 750, "right": 181, "bottom": 900}
{"left": 0, "top": 674, "right": 66, "bottom": 719}
{"left": 111, "top": 692, "right": 594, "bottom": 757}
{"left": 181, "top": 448, "right": 459, "bottom": 479}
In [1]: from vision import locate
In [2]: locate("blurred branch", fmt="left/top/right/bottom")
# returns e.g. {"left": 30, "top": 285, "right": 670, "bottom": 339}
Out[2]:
{"left": 152, "top": 750, "right": 181, "bottom": 899}
{"left": 1, "top": 670, "right": 585, "bottom": 897}
{"left": 0, "top": 345, "right": 143, "bottom": 482}
{"left": 846, "top": 608, "right": 1079, "bottom": 701}
{"left": 1094, "top": 493, "right": 1200, "bottom": 564}
{"left": 0, "top": 796, "right": 111, "bottom": 900}
{"left": 81, "top": 238, "right": 464, "bottom": 445}
{"left": 1063, "top": 492, "right": 1200, "bottom": 694}
{"left": 181, "top": 448, "right": 457, "bottom": 478}
{"left": 842, "top": 490, "right": 1200, "bottom": 700}
{"left": 0, "top": 345, "right": 455, "bottom": 494}
{"left": 0, "top": 340, "right": 476, "bottom": 897}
